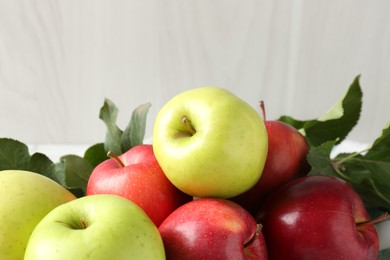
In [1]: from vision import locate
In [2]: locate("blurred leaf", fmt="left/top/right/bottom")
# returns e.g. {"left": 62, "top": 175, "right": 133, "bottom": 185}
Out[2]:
{"left": 379, "top": 248, "right": 390, "bottom": 259}
{"left": 83, "top": 143, "right": 107, "bottom": 168}
{"left": 0, "top": 138, "right": 30, "bottom": 170}
{"left": 99, "top": 98, "right": 123, "bottom": 155}
{"left": 121, "top": 102, "right": 151, "bottom": 152}
{"left": 279, "top": 75, "right": 362, "bottom": 147}
{"left": 28, "top": 152, "right": 56, "bottom": 181}
{"left": 55, "top": 155, "right": 93, "bottom": 196}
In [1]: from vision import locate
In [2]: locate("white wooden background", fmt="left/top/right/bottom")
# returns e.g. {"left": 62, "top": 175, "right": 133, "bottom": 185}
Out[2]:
{"left": 1, "top": 0, "right": 389, "bottom": 146}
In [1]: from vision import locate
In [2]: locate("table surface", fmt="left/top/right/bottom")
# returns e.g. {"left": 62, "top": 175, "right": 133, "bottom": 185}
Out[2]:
{"left": 28, "top": 139, "right": 370, "bottom": 162}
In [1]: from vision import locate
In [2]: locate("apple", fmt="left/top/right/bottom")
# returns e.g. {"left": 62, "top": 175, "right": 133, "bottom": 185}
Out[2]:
{"left": 86, "top": 144, "right": 192, "bottom": 226}
{"left": 24, "top": 194, "right": 166, "bottom": 260}
{"left": 0, "top": 170, "right": 76, "bottom": 260}
{"left": 159, "top": 198, "right": 268, "bottom": 259}
{"left": 152, "top": 86, "right": 268, "bottom": 198}
{"left": 256, "top": 175, "right": 381, "bottom": 260}
{"left": 232, "top": 101, "right": 310, "bottom": 215}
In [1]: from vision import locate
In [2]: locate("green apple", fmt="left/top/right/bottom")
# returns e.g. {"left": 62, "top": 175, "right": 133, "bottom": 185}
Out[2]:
{"left": 0, "top": 170, "right": 76, "bottom": 260}
{"left": 24, "top": 194, "right": 165, "bottom": 260}
{"left": 153, "top": 86, "right": 268, "bottom": 198}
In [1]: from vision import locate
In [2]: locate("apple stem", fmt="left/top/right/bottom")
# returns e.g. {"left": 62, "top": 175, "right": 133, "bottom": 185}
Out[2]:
{"left": 107, "top": 151, "right": 125, "bottom": 167}
{"left": 244, "top": 223, "right": 262, "bottom": 249}
{"left": 357, "top": 212, "right": 390, "bottom": 230}
{"left": 181, "top": 116, "right": 196, "bottom": 135}
{"left": 259, "top": 101, "right": 266, "bottom": 121}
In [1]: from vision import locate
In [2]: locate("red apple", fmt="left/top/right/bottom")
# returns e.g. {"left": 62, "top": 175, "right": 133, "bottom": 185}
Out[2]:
{"left": 231, "top": 101, "right": 310, "bottom": 215}
{"left": 158, "top": 198, "right": 267, "bottom": 260}
{"left": 86, "top": 144, "right": 192, "bottom": 226}
{"left": 256, "top": 175, "right": 381, "bottom": 260}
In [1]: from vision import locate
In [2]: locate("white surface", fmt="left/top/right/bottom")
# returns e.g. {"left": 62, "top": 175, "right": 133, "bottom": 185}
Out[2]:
{"left": 1, "top": 1, "right": 390, "bottom": 146}
{"left": 28, "top": 144, "right": 90, "bottom": 162}
{"left": 331, "top": 140, "right": 370, "bottom": 158}
{"left": 377, "top": 220, "right": 390, "bottom": 250}
{"left": 29, "top": 139, "right": 370, "bottom": 162}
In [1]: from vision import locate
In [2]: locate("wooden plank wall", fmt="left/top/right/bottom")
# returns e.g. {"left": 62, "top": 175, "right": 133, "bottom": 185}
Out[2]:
{"left": 1, "top": 0, "right": 389, "bottom": 145}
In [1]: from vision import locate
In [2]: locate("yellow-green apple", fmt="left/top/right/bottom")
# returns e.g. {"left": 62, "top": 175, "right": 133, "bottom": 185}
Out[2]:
{"left": 159, "top": 198, "right": 268, "bottom": 259}
{"left": 0, "top": 170, "right": 76, "bottom": 260}
{"left": 24, "top": 194, "right": 165, "bottom": 260}
{"left": 232, "top": 101, "right": 310, "bottom": 215}
{"left": 86, "top": 144, "right": 192, "bottom": 226}
{"left": 152, "top": 87, "right": 268, "bottom": 198}
{"left": 256, "top": 176, "right": 381, "bottom": 260}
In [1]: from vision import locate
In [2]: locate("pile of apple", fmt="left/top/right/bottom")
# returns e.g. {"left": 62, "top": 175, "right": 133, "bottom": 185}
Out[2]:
{"left": 0, "top": 87, "right": 383, "bottom": 259}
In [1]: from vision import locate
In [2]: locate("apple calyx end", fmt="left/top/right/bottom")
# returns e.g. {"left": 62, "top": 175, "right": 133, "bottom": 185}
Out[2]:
{"left": 80, "top": 219, "right": 88, "bottom": 229}
{"left": 107, "top": 151, "right": 125, "bottom": 167}
{"left": 244, "top": 223, "right": 263, "bottom": 249}
{"left": 357, "top": 212, "right": 390, "bottom": 230}
{"left": 181, "top": 116, "right": 196, "bottom": 135}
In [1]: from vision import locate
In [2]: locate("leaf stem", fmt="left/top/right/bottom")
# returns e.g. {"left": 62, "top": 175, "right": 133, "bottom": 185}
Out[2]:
{"left": 332, "top": 163, "right": 390, "bottom": 208}
{"left": 366, "top": 178, "right": 390, "bottom": 206}
{"left": 332, "top": 164, "right": 354, "bottom": 183}
{"left": 336, "top": 147, "right": 371, "bottom": 165}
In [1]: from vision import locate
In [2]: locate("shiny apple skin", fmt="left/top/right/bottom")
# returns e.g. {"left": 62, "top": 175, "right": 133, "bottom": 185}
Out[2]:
{"left": 232, "top": 120, "right": 310, "bottom": 215}
{"left": 86, "top": 144, "right": 192, "bottom": 226}
{"left": 159, "top": 198, "right": 268, "bottom": 260}
{"left": 256, "top": 176, "right": 379, "bottom": 260}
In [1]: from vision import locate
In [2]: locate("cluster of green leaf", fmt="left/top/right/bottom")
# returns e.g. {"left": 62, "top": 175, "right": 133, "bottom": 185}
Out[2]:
{"left": 279, "top": 75, "right": 390, "bottom": 214}
{"left": 0, "top": 99, "right": 151, "bottom": 197}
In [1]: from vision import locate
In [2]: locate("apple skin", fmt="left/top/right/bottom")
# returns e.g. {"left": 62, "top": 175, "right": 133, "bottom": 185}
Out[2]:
{"left": 0, "top": 170, "right": 76, "bottom": 260}
{"left": 232, "top": 119, "right": 310, "bottom": 215}
{"left": 159, "top": 198, "right": 268, "bottom": 260}
{"left": 152, "top": 86, "right": 268, "bottom": 198}
{"left": 256, "top": 175, "right": 379, "bottom": 260}
{"left": 86, "top": 144, "right": 192, "bottom": 226}
{"left": 24, "top": 194, "right": 165, "bottom": 260}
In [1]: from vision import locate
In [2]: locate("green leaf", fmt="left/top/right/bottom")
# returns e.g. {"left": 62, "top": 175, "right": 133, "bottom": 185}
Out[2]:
{"left": 83, "top": 143, "right": 107, "bottom": 168}
{"left": 365, "top": 122, "right": 390, "bottom": 160}
{"left": 0, "top": 138, "right": 58, "bottom": 184}
{"left": 99, "top": 98, "right": 123, "bottom": 155}
{"left": 307, "top": 140, "right": 337, "bottom": 176}
{"left": 279, "top": 75, "right": 362, "bottom": 147}
{"left": 343, "top": 123, "right": 390, "bottom": 209}
{"left": 379, "top": 248, "right": 390, "bottom": 260}
{"left": 308, "top": 123, "right": 390, "bottom": 211}
{"left": 340, "top": 157, "right": 390, "bottom": 210}
{"left": 28, "top": 153, "right": 56, "bottom": 181}
{"left": 55, "top": 155, "right": 94, "bottom": 196}
{"left": 0, "top": 138, "right": 30, "bottom": 170}
{"left": 121, "top": 102, "right": 151, "bottom": 152}
{"left": 277, "top": 116, "right": 306, "bottom": 131}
